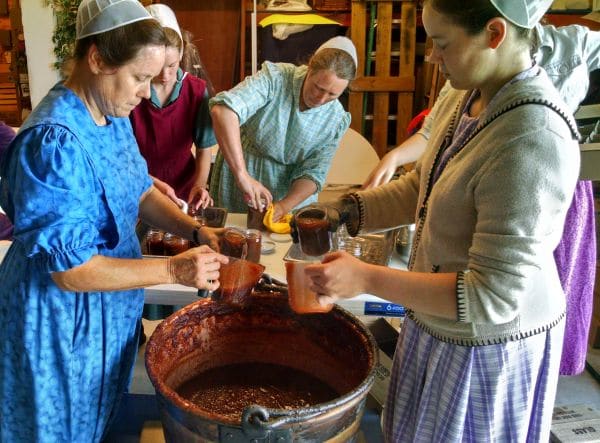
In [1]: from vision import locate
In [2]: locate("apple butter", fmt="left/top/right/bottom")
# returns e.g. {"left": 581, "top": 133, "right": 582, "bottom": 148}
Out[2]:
{"left": 296, "top": 208, "right": 331, "bottom": 256}
{"left": 163, "top": 233, "right": 190, "bottom": 256}
{"left": 247, "top": 199, "right": 267, "bottom": 230}
{"left": 176, "top": 362, "right": 339, "bottom": 421}
{"left": 145, "top": 229, "right": 165, "bottom": 255}
{"left": 220, "top": 228, "right": 247, "bottom": 259}
{"left": 244, "top": 229, "right": 262, "bottom": 263}
{"left": 212, "top": 258, "right": 264, "bottom": 307}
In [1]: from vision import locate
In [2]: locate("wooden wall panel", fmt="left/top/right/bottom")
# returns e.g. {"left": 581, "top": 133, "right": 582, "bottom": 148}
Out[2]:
{"left": 162, "top": 0, "right": 241, "bottom": 93}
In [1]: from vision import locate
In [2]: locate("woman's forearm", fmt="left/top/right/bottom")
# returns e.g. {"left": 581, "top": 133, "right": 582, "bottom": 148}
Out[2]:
{"left": 210, "top": 105, "right": 248, "bottom": 179}
{"left": 390, "top": 133, "right": 428, "bottom": 166}
{"left": 277, "top": 178, "right": 318, "bottom": 214}
{"left": 193, "top": 146, "right": 212, "bottom": 189}
{"left": 52, "top": 255, "right": 172, "bottom": 292}
{"left": 139, "top": 187, "right": 197, "bottom": 241}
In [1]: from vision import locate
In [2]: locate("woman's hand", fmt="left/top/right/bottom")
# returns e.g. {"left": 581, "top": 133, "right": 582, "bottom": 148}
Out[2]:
{"left": 188, "top": 185, "right": 213, "bottom": 211}
{"left": 152, "top": 176, "right": 181, "bottom": 206}
{"left": 362, "top": 152, "right": 399, "bottom": 189}
{"left": 237, "top": 172, "right": 273, "bottom": 211}
{"left": 362, "top": 133, "right": 428, "bottom": 189}
{"left": 194, "top": 226, "right": 223, "bottom": 251}
{"left": 271, "top": 202, "right": 290, "bottom": 222}
{"left": 304, "top": 251, "right": 370, "bottom": 306}
{"left": 168, "top": 245, "right": 229, "bottom": 290}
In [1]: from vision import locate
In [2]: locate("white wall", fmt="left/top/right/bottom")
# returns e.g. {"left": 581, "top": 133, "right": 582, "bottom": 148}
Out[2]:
{"left": 21, "top": 2, "right": 60, "bottom": 108}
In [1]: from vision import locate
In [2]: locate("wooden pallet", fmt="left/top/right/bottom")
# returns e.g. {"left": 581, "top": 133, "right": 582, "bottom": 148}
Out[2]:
{"left": 348, "top": 0, "right": 417, "bottom": 158}
{"left": 0, "top": 64, "right": 21, "bottom": 126}
{"left": 0, "top": 81, "right": 19, "bottom": 126}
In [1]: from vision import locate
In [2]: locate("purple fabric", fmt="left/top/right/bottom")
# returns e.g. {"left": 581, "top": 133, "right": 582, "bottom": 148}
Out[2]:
{"left": 0, "top": 214, "right": 12, "bottom": 240}
{"left": 0, "top": 122, "right": 15, "bottom": 240}
{"left": 554, "top": 180, "right": 596, "bottom": 376}
{"left": 0, "top": 122, "right": 15, "bottom": 160}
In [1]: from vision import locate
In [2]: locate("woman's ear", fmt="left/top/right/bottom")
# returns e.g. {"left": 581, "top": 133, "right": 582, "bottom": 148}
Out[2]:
{"left": 486, "top": 17, "right": 507, "bottom": 50}
{"left": 88, "top": 44, "right": 116, "bottom": 75}
{"left": 87, "top": 44, "right": 103, "bottom": 75}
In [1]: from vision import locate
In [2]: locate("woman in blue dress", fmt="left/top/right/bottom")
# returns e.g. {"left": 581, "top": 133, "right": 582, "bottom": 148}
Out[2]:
{"left": 209, "top": 36, "right": 357, "bottom": 222}
{"left": 0, "top": 1, "right": 227, "bottom": 441}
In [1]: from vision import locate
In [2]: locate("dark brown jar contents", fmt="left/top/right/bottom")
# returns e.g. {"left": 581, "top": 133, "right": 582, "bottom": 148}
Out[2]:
{"left": 247, "top": 200, "right": 267, "bottom": 230}
{"left": 163, "top": 233, "right": 190, "bottom": 256}
{"left": 297, "top": 211, "right": 331, "bottom": 256}
{"left": 220, "top": 229, "right": 247, "bottom": 258}
{"left": 146, "top": 229, "right": 165, "bottom": 255}
{"left": 176, "top": 362, "right": 340, "bottom": 421}
{"left": 244, "top": 229, "right": 262, "bottom": 263}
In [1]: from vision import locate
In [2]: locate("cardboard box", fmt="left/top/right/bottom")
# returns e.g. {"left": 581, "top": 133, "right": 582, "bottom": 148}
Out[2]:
{"left": 368, "top": 348, "right": 393, "bottom": 412}
{"left": 366, "top": 318, "right": 399, "bottom": 412}
{"left": 591, "top": 262, "right": 600, "bottom": 348}
{"left": 551, "top": 405, "right": 600, "bottom": 442}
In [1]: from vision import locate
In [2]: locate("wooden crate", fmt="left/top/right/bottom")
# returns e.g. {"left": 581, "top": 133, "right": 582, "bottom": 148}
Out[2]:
{"left": 311, "top": 0, "right": 351, "bottom": 10}
{"left": 348, "top": 1, "right": 417, "bottom": 158}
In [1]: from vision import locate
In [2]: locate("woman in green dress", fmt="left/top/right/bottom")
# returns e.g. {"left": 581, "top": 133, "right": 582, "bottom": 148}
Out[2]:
{"left": 209, "top": 36, "right": 357, "bottom": 221}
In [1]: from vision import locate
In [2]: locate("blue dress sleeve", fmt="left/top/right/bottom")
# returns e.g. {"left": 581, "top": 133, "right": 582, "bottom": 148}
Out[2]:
{"left": 8, "top": 125, "right": 104, "bottom": 272}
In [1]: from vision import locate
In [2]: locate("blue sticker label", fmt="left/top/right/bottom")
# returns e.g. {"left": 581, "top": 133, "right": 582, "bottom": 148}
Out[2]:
{"left": 364, "top": 302, "right": 405, "bottom": 317}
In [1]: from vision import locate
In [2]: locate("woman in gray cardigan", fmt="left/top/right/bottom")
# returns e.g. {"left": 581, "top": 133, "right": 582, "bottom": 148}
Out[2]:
{"left": 301, "top": 0, "right": 580, "bottom": 441}
{"left": 364, "top": 21, "right": 600, "bottom": 377}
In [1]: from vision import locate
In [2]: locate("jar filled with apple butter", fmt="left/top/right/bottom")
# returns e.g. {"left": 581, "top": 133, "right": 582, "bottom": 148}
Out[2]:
{"left": 247, "top": 199, "right": 267, "bottom": 230}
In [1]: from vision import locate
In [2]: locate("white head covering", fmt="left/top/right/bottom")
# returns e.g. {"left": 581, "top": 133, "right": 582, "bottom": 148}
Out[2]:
{"left": 489, "top": 0, "right": 553, "bottom": 29}
{"left": 76, "top": 0, "right": 152, "bottom": 40}
{"left": 315, "top": 36, "right": 358, "bottom": 69}
{"left": 146, "top": 4, "right": 183, "bottom": 49}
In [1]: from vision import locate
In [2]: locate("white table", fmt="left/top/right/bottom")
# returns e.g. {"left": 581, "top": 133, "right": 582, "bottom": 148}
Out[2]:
{"left": 0, "top": 214, "right": 407, "bottom": 317}
{"left": 145, "top": 213, "right": 406, "bottom": 317}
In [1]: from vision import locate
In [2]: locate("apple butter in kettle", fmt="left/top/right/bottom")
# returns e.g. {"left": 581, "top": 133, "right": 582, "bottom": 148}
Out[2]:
{"left": 176, "top": 362, "right": 339, "bottom": 420}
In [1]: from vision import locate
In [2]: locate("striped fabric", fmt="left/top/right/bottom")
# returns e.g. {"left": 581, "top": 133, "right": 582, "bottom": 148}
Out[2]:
{"left": 383, "top": 317, "right": 564, "bottom": 442}
{"left": 209, "top": 62, "right": 350, "bottom": 212}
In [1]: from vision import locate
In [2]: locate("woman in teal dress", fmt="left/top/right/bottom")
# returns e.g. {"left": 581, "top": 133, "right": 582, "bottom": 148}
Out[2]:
{"left": 0, "top": 1, "right": 227, "bottom": 442}
{"left": 209, "top": 36, "right": 357, "bottom": 221}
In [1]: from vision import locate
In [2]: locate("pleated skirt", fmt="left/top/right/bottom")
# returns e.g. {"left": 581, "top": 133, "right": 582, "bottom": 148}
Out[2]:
{"left": 383, "top": 316, "right": 564, "bottom": 442}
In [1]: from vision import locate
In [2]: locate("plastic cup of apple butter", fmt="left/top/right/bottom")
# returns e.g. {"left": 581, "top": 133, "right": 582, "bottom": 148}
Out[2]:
{"left": 212, "top": 257, "right": 265, "bottom": 308}
{"left": 296, "top": 206, "right": 332, "bottom": 257}
{"left": 285, "top": 257, "right": 333, "bottom": 314}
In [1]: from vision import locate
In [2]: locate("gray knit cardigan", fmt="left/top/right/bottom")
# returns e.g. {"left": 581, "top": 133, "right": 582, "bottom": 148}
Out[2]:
{"left": 354, "top": 70, "right": 580, "bottom": 346}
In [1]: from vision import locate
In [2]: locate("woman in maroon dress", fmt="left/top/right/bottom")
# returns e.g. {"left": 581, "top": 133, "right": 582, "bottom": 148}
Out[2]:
{"left": 130, "top": 3, "right": 215, "bottom": 211}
